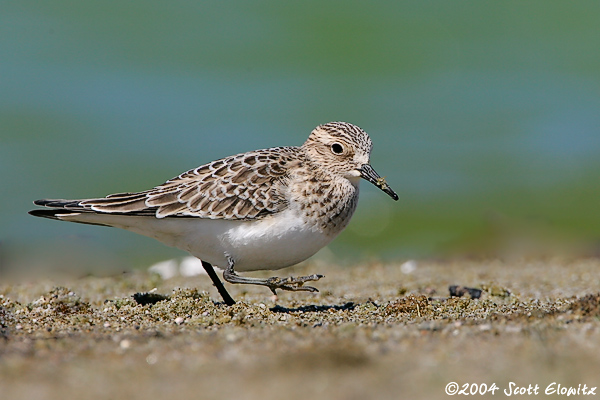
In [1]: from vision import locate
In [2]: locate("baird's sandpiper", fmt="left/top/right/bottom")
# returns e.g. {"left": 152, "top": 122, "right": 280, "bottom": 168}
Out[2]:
{"left": 29, "top": 122, "right": 398, "bottom": 305}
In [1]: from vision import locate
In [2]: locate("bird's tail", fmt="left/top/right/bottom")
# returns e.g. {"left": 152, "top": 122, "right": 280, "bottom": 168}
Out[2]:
{"left": 29, "top": 199, "right": 112, "bottom": 226}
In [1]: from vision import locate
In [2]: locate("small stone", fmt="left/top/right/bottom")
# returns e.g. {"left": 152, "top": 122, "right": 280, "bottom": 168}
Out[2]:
{"left": 174, "top": 317, "right": 184, "bottom": 325}
{"left": 146, "top": 354, "right": 158, "bottom": 365}
{"left": 225, "top": 333, "right": 237, "bottom": 342}
{"left": 449, "top": 285, "right": 482, "bottom": 299}
{"left": 400, "top": 260, "right": 417, "bottom": 274}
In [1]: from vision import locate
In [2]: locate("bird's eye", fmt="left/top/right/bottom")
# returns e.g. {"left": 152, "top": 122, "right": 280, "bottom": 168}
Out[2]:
{"left": 331, "top": 143, "right": 344, "bottom": 155}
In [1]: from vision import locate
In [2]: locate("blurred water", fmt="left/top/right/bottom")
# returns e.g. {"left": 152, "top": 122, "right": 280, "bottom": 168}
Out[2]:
{"left": 2, "top": 1, "right": 600, "bottom": 273}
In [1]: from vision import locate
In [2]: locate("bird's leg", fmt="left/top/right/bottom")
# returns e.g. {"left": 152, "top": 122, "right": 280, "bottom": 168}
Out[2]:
{"left": 200, "top": 260, "right": 236, "bottom": 306}
{"left": 223, "top": 257, "right": 324, "bottom": 296}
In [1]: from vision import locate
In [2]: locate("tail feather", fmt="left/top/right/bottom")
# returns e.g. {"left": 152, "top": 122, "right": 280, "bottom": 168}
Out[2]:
{"left": 105, "top": 190, "right": 152, "bottom": 199}
{"left": 33, "top": 199, "right": 86, "bottom": 209}
{"left": 28, "top": 208, "right": 70, "bottom": 220}
{"left": 28, "top": 208, "right": 111, "bottom": 227}
{"left": 29, "top": 196, "right": 157, "bottom": 226}
{"left": 81, "top": 193, "right": 148, "bottom": 206}
{"left": 88, "top": 198, "right": 150, "bottom": 212}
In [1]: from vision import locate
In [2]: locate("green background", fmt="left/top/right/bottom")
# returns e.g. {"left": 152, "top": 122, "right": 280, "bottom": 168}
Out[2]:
{"left": 2, "top": 1, "right": 600, "bottom": 273}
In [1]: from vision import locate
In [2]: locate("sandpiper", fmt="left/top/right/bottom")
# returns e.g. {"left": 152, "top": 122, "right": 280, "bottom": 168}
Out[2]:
{"left": 29, "top": 122, "right": 398, "bottom": 305}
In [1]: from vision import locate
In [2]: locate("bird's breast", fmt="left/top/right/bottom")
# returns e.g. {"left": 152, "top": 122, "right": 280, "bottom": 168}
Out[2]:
{"left": 290, "top": 176, "right": 360, "bottom": 237}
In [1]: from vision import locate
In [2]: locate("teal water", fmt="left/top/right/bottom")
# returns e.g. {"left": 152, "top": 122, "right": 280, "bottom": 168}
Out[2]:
{"left": 2, "top": 1, "right": 600, "bottom": 272}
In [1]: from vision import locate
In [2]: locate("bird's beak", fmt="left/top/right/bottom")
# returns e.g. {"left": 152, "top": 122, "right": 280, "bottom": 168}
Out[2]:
{"left": 359, "top": 164, "right": 398, "bottom": 201}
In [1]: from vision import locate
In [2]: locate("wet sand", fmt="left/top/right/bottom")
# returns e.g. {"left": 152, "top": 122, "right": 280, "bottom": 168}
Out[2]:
{"left": 1, "top": 259, "right": 600, "bottom": 400}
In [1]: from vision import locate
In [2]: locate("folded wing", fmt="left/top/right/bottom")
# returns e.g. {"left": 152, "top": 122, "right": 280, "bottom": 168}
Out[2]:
{"left": 32, "top": 147, "right": 302, "bottom": 221}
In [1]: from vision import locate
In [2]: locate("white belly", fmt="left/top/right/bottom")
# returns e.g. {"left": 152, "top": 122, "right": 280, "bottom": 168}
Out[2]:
{"left": 69, "top": 209, "right": 337, "bottom": 271}
{"left": 217, "top": 209, "right": 335, "bottom": 271}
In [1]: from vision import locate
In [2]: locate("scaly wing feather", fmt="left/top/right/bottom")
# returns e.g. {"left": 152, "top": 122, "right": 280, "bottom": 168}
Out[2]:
{"left": 35, "top": 147, "right": 303, "bottom": 220}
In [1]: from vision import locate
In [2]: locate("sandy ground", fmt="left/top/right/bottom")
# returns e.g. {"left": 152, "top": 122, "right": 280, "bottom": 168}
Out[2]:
{"left": 1, "top": 258, "right": 600, "bottom": 400}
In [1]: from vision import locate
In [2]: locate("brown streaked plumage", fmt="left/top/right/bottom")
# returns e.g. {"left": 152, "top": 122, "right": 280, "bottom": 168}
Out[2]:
{"left": 78, "top": 146, "right": 301, "bottom": 220}
{"left": 30, "top": 122, "right": 398, "bottom": 305}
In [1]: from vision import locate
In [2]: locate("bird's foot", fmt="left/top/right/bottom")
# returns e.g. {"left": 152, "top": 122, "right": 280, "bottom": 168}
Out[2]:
{"left": 265, "top": 274, "right": 324, "bottom": 295}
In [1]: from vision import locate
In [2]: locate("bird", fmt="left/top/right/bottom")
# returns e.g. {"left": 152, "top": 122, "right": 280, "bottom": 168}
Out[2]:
{"left": 29, "top": 122, "right": 398, "bottom": 305}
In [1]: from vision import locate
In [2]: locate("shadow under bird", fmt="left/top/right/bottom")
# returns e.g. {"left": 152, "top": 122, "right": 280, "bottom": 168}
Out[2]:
{"left": 29, "top": 122, "right": 398, "bottom": 305}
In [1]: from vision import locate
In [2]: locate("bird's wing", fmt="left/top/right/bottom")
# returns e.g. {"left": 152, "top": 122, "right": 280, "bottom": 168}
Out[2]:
{"left": 36, "top": 147, "right": 302, "bottom": 220}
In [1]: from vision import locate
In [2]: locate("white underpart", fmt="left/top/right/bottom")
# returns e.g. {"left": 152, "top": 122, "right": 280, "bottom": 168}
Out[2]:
{"left": 58, "top": 207, "right": 338, "bottom": 272}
